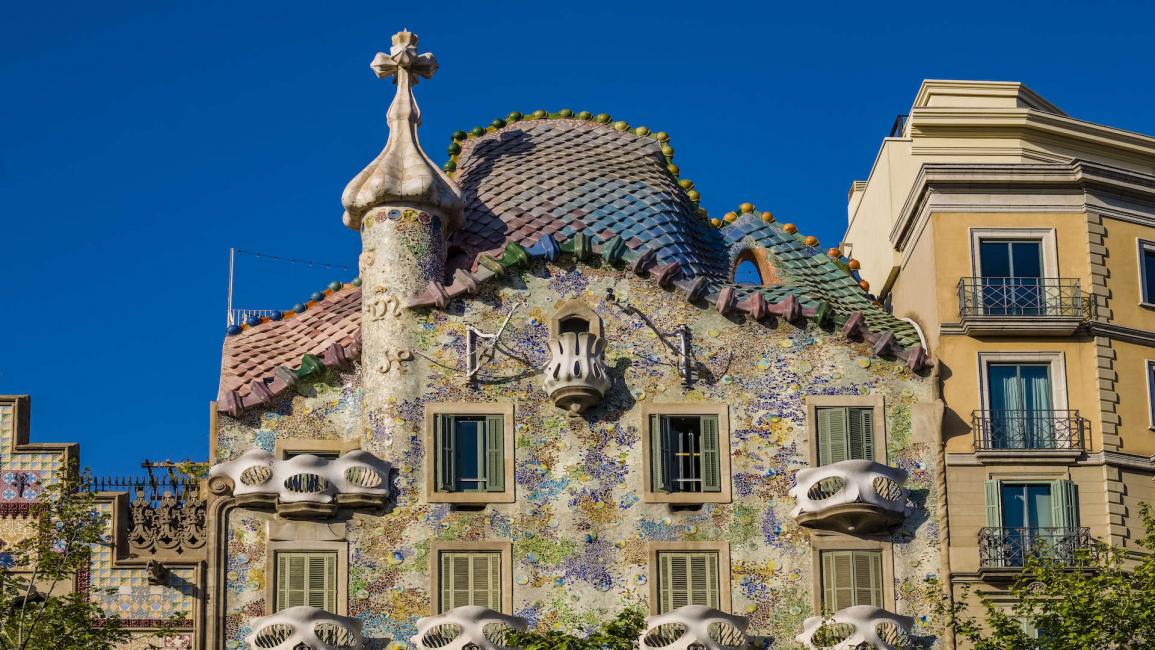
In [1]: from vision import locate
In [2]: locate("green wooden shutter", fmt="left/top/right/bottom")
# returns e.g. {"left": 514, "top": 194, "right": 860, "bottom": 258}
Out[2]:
{"left": 650, "top": 415, "right": 669, "bottom": 492}
{"left": 441, "top": 552, "right": 501, "bottom": 612}
{"left": 440, "top": 552, "right": 452, "bottom": 612}
{"left": 822, "top": 551, "right": 855, "bottom": 613}
{"left": 1051, "top": 480, "right": 1079, "bottom": 530}
{"left": 849, "top": 408, "right": 874, "bottom": 461}
{"left": 853, "top": 551, "right": 883, "bottom": 608}
{"left": 700, "top": 416, "right": 721, "bottom": 492}
{"left": 485, "top": 415, "right": 504, "bottom": 492}
{"left": 817, "top": 408, "right": 849, "bottom": 465}
{"left": 277, "top": 552, "right": 335, "bottom": 612}
{"left": 437, "top": 415, "right": 456, "bottom": 492}
{"left": 985, "top": 480, "right": 1003, "bottom": 527}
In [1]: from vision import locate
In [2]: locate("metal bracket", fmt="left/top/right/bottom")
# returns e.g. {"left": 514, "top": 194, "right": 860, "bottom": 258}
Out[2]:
{"left": 466, "top": 302, "right": 523, "bottom": 382}
{"left": 606, "top": 288, "right": 700, "bottom": 387}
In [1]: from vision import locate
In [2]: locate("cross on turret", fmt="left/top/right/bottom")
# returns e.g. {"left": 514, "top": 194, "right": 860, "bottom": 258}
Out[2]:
{"left": 370, "top": 30, "right": 439, "bottom": 85}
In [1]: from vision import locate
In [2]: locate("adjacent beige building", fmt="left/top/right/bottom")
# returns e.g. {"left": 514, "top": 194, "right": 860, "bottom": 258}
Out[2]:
{"left": 845, "top": 79, "right": 1155, "bottom": 640}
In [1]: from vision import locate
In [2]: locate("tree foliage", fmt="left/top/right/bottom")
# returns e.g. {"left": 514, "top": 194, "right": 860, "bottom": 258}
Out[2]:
{"left": 936, "top": 505, "right": 1155, "bottom": 649}
{"left": 0, "top": 470, "right": 178, "bottom": 650}
{"left": 505, "top": 606, "right": 647, "bottom": 650}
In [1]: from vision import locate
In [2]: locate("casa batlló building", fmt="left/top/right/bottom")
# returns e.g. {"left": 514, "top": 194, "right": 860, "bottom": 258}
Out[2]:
{"left": 25, "top": 30, "right": 1155, "bottom": 650}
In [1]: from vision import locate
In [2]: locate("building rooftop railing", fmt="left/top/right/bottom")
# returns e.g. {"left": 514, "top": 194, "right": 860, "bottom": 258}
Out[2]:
{"left": 888, "top": 114, "right": 909, "bottom": 138}
{"left": 972, "top": 410, "right": 1087, "bottom": 452}
{"left": 957, "top": 277, "right": 1085, "bottom": 319}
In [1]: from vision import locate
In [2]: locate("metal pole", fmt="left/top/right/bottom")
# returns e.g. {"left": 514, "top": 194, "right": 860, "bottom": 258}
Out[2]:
{"left": 226, "top": 247, "right": 235, "bottom": 326}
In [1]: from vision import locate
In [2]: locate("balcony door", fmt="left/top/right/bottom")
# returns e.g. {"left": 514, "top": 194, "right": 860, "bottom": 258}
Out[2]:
{"left": 986, "top": 480, "right": 1079, "bottom": 567}
{"left": 979, "top": 239, "right": 1043, "bottom": 315}
{"left": 987, "top": 363, "right": 1053, "bottom": 449}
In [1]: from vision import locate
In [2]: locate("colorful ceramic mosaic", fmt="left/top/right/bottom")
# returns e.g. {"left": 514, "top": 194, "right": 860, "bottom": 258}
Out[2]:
{"left": 217, "top": 261, "right": 943, "bottom": 648}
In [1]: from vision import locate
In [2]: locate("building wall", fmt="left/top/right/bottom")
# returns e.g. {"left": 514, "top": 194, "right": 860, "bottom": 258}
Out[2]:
{"left": 1101, "top": 217, "right": 1155, "bottom": 331}
{"left": 214, "top": 261, "right": 944, "bottom": 647}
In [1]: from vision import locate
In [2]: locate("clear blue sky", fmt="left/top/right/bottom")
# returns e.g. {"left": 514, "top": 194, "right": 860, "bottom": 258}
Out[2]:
{"left": 3, "top": 1, "right": 1154, "bottom": 476}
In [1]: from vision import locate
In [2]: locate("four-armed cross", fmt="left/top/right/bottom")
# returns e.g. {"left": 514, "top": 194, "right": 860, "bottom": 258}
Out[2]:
{"left": 370, "top": 29, "right": 439, "bottom": 84}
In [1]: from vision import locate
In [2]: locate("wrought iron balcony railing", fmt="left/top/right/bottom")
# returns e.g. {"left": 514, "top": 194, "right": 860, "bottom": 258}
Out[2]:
{"left": 979, "top": 527, "right": 1092, "bottom": 568}
{"left": 972, "top": 410, "right": 1087, "bottom": 452}
{"left": 957, "top": 277, "right": 1085, "bottom": 319}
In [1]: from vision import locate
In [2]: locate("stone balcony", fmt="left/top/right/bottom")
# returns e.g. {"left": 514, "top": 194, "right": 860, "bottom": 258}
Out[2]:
{"left": 209, "top": 449, "right": 391, "bottom": 518}
{"left": 543, "top": 331, "right": 611, "bottom": 413}
{"left": 412, "top": 605, "right": 527, "bottom": 650}
{"left": 246, "top": 606, "right": 366, "bottom": 649}
{"left": 639, "top": 605, "right": 750, "bottom": 650}
{"left": 789, "top": 460, "right": 908, "bottom": 534}
{"left": 797, "top": 605, "right": 913, "bottom": 650}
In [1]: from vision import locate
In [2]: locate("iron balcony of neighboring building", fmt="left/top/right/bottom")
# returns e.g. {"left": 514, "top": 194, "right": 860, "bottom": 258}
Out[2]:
{"left": 978, "top": 526, "right": 1093, "bottom": 580}
{"left": 956, "top": 277, "right": 1087, "bottom": 336}
{"left": 788, "top": 460, "right": 909, "bottom": 535}
{"left": 971, "top": 410, "right": 1087, "bottom": 462}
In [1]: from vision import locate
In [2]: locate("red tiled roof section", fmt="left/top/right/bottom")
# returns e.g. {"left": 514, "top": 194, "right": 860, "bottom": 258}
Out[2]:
{"left": 218, "top": 286, "right": 362, "bottom": 408}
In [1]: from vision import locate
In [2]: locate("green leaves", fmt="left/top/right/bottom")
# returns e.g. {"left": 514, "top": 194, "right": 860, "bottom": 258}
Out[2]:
{"left": 505, "top": 607, "right": 647, "bottom": 650}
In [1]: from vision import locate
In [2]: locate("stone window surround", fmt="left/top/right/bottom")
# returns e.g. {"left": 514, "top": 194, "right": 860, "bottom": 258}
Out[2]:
{"left": 428, "top": 540, "right": 514, "bottom": 614}
{"left": 274, "top": 438, "right": 361, "bottom": 459}
{"left": 423, "top": 401, "right": 516, "bottom": 504}
{"left": 976, "top": 352, "right": 1070, "bottom": 412}
{"left": 646, "top": 541, "right": 732, "bottom": 615}
{"left": 639, "top": 402, "right": 733, "bottom": 504}
{"left": 808, "top": 535, "right": 895, "bottom": 615}
{"left": 265, "top": 538, "right": 349, "bottom": 617}
{"left": 1139, "top": 238, "right": 1155, "bottom": 308}
{"left": 804, "top": 395, "right": 888, "bottom": 466}
{"left": 968, "top": 227, "right": 1060, "bottom": 278}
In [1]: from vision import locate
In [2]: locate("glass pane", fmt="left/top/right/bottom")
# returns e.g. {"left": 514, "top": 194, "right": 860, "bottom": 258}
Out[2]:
{"left": 666, "top": 416, "right": 702, "bottom": 493}
{"left": 1001, "top": 484, "right": 1028, "bottom": 528}
{"left": 980, "top": 242, "right": 1012, "bottom": 278}
{"left": 1026, "top": 484, "right": 1054, "bottom": 528}
{"left": 1009, "top": 241, "right": 1042, "bottom": 278}
{"left": 454, "top": 418, "right": 484, "bottom": 488}
{"left": 1144, "top": 248, "right": 1155, "bottom": 303}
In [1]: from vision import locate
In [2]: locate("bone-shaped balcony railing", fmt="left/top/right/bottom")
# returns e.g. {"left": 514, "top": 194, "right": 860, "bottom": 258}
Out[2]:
{"left": 542, "top": 331, "right": 611, "bottom": 413}
{"left": 796, "top": 605, "right": 913, "bottom": 650}
{"left": 411, "top": 605, "right": 527, "bottom": 650}
{"left": 209, "top": 448, "right": 391, "bottom": 517}
{"left": 788, "top": 459, "right": 908, "bottom": 534}
{"left": 638, "top": 605, "right": 750, "bottom": 650}
{"left": 246, "top": 606, "right": 366, "bottom": 650}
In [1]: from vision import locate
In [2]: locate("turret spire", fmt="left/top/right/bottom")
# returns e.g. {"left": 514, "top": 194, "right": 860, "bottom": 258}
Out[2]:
{"left": 341, "top": 30, "right": 463, "bottom": 231}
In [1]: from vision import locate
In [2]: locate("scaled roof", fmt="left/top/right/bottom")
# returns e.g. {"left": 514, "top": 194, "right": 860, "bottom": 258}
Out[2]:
{"left": 217, "top": 113, "right": 929, "bottom": 416}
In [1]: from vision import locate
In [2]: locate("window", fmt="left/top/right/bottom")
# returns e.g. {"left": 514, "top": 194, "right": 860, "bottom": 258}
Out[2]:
{"left": 430, "top": 541, "right": 511, "bottom": 614}
{"left": 1141, "top": 240, "right": 1155, "bottom": 306}
{"left": 275, "top": 552, "right": 336, "bottom": 612}
{"left": 987, "top": 363, "right": 1055, "bottom": 448}
{"left": 655, "top": 551, "right": 720, "bottom": 613}
{"left": 1147, "top": 360, "right": 1155, "bottom": 429}
{"left": 425, "top": 403, "right": 514, "bottom": 503}
{"left": 275, "top": 439, "right": 358, "bottom": 460}
{"left": 984, "top": 479, "right": 1079, "bottom": 566}
{"left": 643, "top": 405, "right": 731, "bottom": 504}
{"left": 435, "top": 414, "right": 504, "bottom": 493}
{"left": 820, "top": 550, "right": 883, "bottom": 613}
{"left": 816, "top": 407, "right": 874, "bottom": 465}
{"left": 438, "top": 551, "right": 502, "bottom": 612}
{"left": 733, "top": 259, "right": 762, "bottom": 285}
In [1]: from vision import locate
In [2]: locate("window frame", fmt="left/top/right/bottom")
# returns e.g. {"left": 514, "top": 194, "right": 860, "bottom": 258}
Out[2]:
{"left": 274, "top": 438, "right": 360, "bottom": 460}
{"left": 1139, "top": 239, "right": 1155, "bottom": 308}
{"left": 805, "top": 395, "right": 887, "bottom": 466}
{"left": 424, "top": 402, "right": 515, "bottom": 504}
{"left": 640, "top": 403, "right": 732, "bottom": 504}
{"left": 265, "top": 539, "right": 348, "bottom": 616}
{"left": 977, "top": 352, "right": 1069, "bottom": 413}
{"left": 429, "top": 541, "right": 513, "bottom": 614}
{"left": 809, "top": 537, "right": 894, "bottom": 616}
{"left": 1147, "top": 359, "right": 1155, "bottom": 431}
{"left": 647, "top": 541, "right": 731, "bottom": 615}
{"left": 969, "top": 228, "right": 1059, "bottom": 279}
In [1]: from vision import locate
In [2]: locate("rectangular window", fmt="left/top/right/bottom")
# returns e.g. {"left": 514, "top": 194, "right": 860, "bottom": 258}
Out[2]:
{"left": 979, "top": 239, "right": 1045, "bottom": 316}
{"left": 1147, "top": 360, "right": 1155, "bottom": 428}
{"left": 275, "top": 552, "right": 337, "bottom": 612}
{"left": 1140, "top": 240, "right": 1155, "bottom": 305}
{"left": 985, "top": 479, "right": 1079, "bottom": 567}
{"left": 435, "top": 414, "right": 504, "bottom": 493}
{"left": 438, "top": 551, "right": 502, "bottom": 612}
{"left": 816, "top": 407, "right": 874, "bottom": 465}
{"left": 656, "top": 551, "right": 720, "bottom": 613}
{"left": 986, "top": 363, "right": 1055, "bottom": 449}
{"left": 820, "top": 550, "right": 883, "bottom": 613}
{"left": 650, "top": 414, "right": 721, "bottom": 493}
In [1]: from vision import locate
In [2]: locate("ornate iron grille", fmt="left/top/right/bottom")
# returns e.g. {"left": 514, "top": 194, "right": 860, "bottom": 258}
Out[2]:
{"left": 972, "top": 410, "right": 1087, "bottom": 451}
{"left": 84, "top": 473, "right": 205, "bottom": 555}
{"left": 957, "top": 277, "right": 1084, "bottom": 318}
{"left": 979, "top": 527, "right": 1092, "bottom": 568}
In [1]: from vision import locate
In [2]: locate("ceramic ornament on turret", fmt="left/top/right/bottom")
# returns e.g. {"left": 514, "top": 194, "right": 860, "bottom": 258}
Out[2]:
{"left": 342, "top": 30, "right": 464, "bottom": 449}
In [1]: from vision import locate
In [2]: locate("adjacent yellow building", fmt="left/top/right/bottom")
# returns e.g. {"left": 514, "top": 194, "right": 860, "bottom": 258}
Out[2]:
{"left": 845, "top": 79, "right": 1155, "bottom": 639}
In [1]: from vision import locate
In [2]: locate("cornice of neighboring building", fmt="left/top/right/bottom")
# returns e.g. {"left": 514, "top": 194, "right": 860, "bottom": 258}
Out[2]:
{"left": 891, "top": 160, "right": 1155, "bottom": 252}
{"left": 945, "top": 449, "right": 1155, "bottom": 473}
